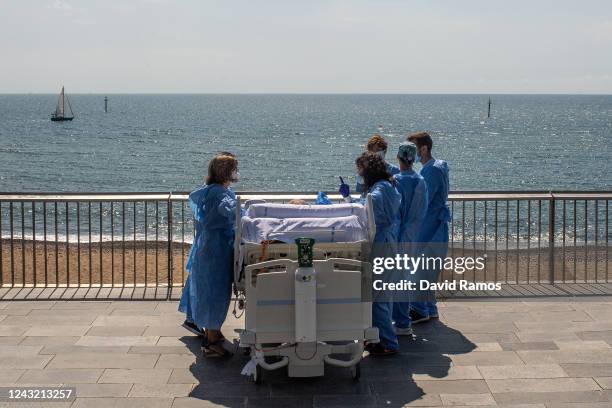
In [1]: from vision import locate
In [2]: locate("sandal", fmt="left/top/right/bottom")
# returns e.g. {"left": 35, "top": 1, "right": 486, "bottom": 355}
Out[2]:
{"left": 201, "top": 334, "right": 233, "bottom": 358}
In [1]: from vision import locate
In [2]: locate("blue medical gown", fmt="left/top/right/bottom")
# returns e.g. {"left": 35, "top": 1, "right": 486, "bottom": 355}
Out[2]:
{"left": 411, "top": 158, "right": 450, "bottom": 316}
{"left": 394, "top": 170, "right": 428, "bottom": 244}
{"left": 356, "top": 162, "right": 400, "bottom": 194}
{"left": 418, "top": 158, "right": 450, "bottom": 246}
{"left": 369, "top": 180, "right": 402, "bottom": 243}
{"left": 368, "top": 180, "right": 401, "bottom": 350}
{"left": 392, "top": 170, "right": 428, "bottom": 326}
{"left": 178, "top": 184, "right": 237, "bottom": 330}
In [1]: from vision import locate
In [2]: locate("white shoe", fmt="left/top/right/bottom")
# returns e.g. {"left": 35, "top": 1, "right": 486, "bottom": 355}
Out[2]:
{"left": 394, "top": 326, "right": 414, "bottom": 336}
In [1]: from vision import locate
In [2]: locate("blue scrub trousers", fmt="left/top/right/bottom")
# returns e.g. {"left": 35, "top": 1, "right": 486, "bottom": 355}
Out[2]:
{"left": 392, "top": 302, "right": 412, "bottom": 328}
{"left": 373, "top": 301, "right": 399, "bottom": 350}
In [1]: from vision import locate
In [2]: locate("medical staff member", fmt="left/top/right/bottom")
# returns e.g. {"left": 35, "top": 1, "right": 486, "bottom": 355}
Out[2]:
{"left": 356, "top": 135, "right": 400, "bottom": 194}
{"left": 354, "top": 151, "right": 402, "bottom": 356}
{"left": 391, "top": 142, "right": 428, "bottom": 335}
{"left": 407, "top": 132, "right": 450, "bottom": 323}
{"left": 179, "top": 153, "right": 240, "bottom": 357}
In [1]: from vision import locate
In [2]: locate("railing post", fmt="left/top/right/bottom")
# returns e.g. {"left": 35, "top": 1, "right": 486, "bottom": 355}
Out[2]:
{"left": 167, "top": 193, "right": 173, "bottom": 300}
{"left": 548, "top": 194, "right": 555, "bottom": 284}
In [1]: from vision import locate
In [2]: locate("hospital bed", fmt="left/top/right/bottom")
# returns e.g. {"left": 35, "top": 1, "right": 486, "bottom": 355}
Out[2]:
{"left": 232, "top": 195, "right": 379, "bottom": 383}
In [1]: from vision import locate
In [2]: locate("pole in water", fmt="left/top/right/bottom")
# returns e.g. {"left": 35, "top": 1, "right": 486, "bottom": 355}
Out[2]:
{"left": 104, "top": 96, "right": 108, "bottom": 113}
{"left": 487, "top": 97, "right": 491, "bottom": 118}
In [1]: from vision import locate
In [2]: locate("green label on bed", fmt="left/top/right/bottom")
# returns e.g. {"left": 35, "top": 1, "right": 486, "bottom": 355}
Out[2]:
{"left": 295, "top": 237, "right": 315, "bottom": 267}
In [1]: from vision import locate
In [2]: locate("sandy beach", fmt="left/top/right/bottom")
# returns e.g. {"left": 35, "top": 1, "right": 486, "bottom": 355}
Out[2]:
{"left": 1, "top": 238, "right": 609, "bottom": 286}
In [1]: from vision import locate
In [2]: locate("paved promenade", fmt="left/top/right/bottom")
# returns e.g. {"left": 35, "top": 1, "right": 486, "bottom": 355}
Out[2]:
{"left": 0, "top": 297, "right": 611, "bottom": 407}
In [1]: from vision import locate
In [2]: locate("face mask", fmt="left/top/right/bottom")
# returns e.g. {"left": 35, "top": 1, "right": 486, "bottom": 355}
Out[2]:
{"left": 231, "top": 170, "right": 240, "bottom": 182}
{"left": 414, "top": 154, "right": 421, "bottom": 164}
{"left": 376, "top": 150, "right": 386, "bottom": 160}
{"left": 356, "top": 174, "right": 364, "bottom": 185}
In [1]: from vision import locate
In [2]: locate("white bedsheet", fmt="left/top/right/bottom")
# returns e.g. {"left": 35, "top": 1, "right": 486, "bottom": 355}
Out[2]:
{"left": 246, "top": 203, "right": 367, "bottom": 226}
{"left": 241, "top": 215, "right": 366, "bottom": 243}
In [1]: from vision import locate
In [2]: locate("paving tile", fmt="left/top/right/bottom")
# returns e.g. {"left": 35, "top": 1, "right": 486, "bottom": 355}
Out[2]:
{"left": 144, "top": 326, "right": 194, "bottom": 336}
{"left": 109, "top": 301, "right": 159, "bottom": 310}
{"left": 18, "top": 368, "right": 103, "bottom": 384}
{"left": 594, "top": 377, "right": 612, "bottom": 389}
{"left": 517, "top": 350, "right": 612, "bottom": 364}
{"left": 128, "top": 383, "right": 194, "bottom": 397}
{"left": 99, "top": 368, "right": 172, "bottom": 384}
{"left": 0, "top": 355, "right": 52, "bottom": 369}
{"left": 449, "top": 351, "right": 524, "bottom": 366}
{"left": 561, "top": 363, "right": 612, "bottom": 377}
{"left": 155, "top": 354, "right": 197, "bottom": 368}
{"left": 172, "top": 396, "right": 246, "bottom": 407}
{"left": 576, "top": 330, "right": 612, "bottom": 341}
{"left": 76, "top": 336, "right": 159, "bottom": 347}
{"left": 477, "top": 364, "right": 567, "bottom": 379}
{"left": 515, "top": 331, "right": 582, "bottom": 342}
{"left": 499, "top": 341, "right": 558, "bottom": 351}
{"left": 487, "top": 377, "right": 601, "bottom": 393}
{"left": 0, "top": 368, "right": 25, "bottom": 382}
{"left": 545, "top": 403, "right": 612, "bottom": 408}
{"left": 129, "top": 345, "right": 193, "bottom": 354}
{"left": 411, "top": 365, "right": 482, "bottom": 381}
{"left": 0, "top": 336, "right": 23, "bottom": 345}
{"left": 92, "top": 315, "right": 181, "bottom": 327}
{"left": 554, "top": 340, "right": 611, "bottom": 350}
{"left": 514, "top": 321, "right": 612, "bottom": 332}
{"left": 20, "top": 336, "right": 80, "bottom": 346}
{"left": 47, "top": 353, "right": 158, "bottom": 369}
{"left": 313, "top": 395, "right": 376, "bottom": 407}
{"left": 23, "top": 325, "right": 90, "bottom": 336}
{"left": 0, "top": 345, "right": 42, "bottom": 355}
{"left": 0, "top": 325, "right": 30, "bottom": 336}
{"left": 51, "top": 301, "right": 112, "bottom": 310}
{"left": 1, "top": 315, "right": 97, "bottom": 325}
{"left": 158, "top": 336, "right": 199, "bottom": 346}
{"left": 492, "top": 390, "right": 609, "bottom": 405}
{"left": 375, "top": 393, "right": 441, "bottom": 407}
{"left": 3, "top": 301, "right": 56, "bottom": 309}
{"left": 526, "top": 310, "right": 593, "bottom": 322}
{"left": 439, "top": 393, "right": 496, "bottom": 406}
{"left": 39, "top": 345, "right": 130, "bottom": 354}
{"left": 85, "top": 326, "right": 147, "bottom": 336}
{"left": 461, "top": 333, "right": 521, "bottom": 343}
{"left": 71, "top": 397, "right": 173, "bottom": 408}
{"left": 192, "top": 382, "right": 272, "bottom": 398}
{"left": 372, "top": 379, "right": 489, "bottom": 395}
{"left": 72, "top": 383, "right": 133, "bottom": 397}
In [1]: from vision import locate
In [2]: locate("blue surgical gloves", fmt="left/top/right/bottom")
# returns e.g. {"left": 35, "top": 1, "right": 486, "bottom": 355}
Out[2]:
{"left": 338, "top": 177, "right": 351, "bottom": 202}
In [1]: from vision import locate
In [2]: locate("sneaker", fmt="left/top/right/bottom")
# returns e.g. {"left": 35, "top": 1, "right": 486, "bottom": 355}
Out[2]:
{"left": 182, "top": 320, "right": 204, "bottom": 336}
{"left": 394, "top": 326, "right": 414, "bottom": 336}
{"left": 409, "top": 310, "right": 430, "bottom": 324}
{"left": 365, "top": 343, "right": 398, "bottom": 357}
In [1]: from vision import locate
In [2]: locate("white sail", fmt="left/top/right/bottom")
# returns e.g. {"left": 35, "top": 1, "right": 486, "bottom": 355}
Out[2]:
{"left": 55, "top": 87, "right": 65, "bottom": 117}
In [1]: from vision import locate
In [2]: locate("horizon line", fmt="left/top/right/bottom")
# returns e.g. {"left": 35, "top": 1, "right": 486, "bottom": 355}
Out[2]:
{"left": 1, "top": 92, "right": 612, "bottom": 96}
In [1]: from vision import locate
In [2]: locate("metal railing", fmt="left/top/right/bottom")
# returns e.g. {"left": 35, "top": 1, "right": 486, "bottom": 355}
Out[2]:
{"left": 0, "top": 191, "right": 610, "bottom": 299}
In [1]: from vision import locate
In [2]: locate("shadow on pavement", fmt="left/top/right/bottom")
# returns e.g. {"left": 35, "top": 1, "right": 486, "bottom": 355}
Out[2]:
{"left": 180, "top": 319, "right": 476, "bottom": 407}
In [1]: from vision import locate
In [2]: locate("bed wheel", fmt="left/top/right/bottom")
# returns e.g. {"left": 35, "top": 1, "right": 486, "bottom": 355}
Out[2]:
{"left": 350, "top": 362, "right": 361, "bottom": 381}
{"left": 253, "top": 364, "right": 263, "bottom": 385}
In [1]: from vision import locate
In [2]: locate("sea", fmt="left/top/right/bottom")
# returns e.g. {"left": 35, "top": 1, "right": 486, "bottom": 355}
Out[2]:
{"left": 0, "top": 94, "right": 610, "bottom": 193}
{"left": 0, "top": 94, "right": 609, "bottom": 245}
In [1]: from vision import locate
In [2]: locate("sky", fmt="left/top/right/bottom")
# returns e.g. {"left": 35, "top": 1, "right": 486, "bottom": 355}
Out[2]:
{"left": 1, "top": 0, "right": 611, "bottom": 94}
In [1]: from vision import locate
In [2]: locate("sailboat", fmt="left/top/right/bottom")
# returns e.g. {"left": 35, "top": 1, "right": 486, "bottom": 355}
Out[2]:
{"left": 51, "top": 86, "right": 74, "bottom": 121}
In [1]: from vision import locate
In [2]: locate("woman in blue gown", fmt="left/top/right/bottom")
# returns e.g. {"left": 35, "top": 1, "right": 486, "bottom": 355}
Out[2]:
{"left": 179, "top": 153, "right": 240, "bottom": 357}
{"left": 355, "top": 152, "right": 402, "bottom": 356}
